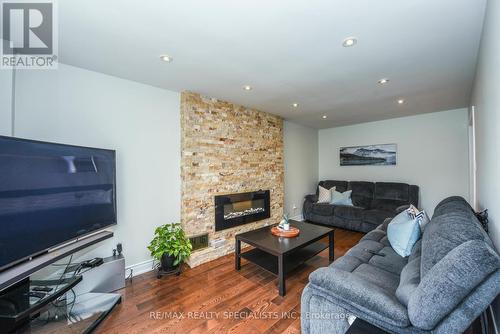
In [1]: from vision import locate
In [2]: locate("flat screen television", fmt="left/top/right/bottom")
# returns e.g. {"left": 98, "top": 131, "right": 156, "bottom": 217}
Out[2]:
{"left": 0, "top": 136, "right": 116, "bottom": 272}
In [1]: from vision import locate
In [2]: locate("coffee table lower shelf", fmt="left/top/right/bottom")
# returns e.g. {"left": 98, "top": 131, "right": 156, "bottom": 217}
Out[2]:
{"left": 240, "top": 242, "right": 328, "bottom": 276}
{"left": 235, "top": 221, "right": 334, "bottom": 296}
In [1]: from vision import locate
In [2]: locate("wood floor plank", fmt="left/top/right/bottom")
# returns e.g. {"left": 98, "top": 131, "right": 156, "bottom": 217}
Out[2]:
{"left": 96, "top": 227, "right": 364, "bottom": 334}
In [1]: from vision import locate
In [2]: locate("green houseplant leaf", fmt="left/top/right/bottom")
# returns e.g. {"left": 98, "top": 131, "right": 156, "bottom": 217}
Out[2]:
{"left": 147, "top": 223, "right": 192, "bottom": 267}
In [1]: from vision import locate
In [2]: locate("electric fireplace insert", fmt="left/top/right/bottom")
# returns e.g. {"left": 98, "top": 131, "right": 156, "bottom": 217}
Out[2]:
{"left": 214, "top": 190, "right": 270, "bottom": 231}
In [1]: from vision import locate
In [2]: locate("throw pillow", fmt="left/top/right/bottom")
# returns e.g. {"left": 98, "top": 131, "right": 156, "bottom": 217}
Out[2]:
{"left": 387, "top": 210, "right": 422, "bottom": 257}
{"left": 330, "top": 189, "right": 353, "bottom": 206}
{"left": 415, "top": 210, "right": 430, "bottom": 231}
{"left": 317, "top": 185, "right": 333, "bottom": 203}
{"left": 406, "top": 204, "right": 430, "bottom": 231}
{"left": 406, "top": 204, "right": 419, "bottom": 217}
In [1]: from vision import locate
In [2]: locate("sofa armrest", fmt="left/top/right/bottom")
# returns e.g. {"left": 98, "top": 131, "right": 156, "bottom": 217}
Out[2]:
{"left": 303, "top": 194, "right": 318, "bottom": 219}
{"left": 309, "top": 267, "right": 410, "bottom": 327}
{"left": 395, "top": 204, "right": 410, "bottom": 213}
{"left": 408, "top": 240, "right": 500, "bottom": 330}
{"left": 377, "top": 217, "right": 393, "bottom": 231}
{"left": 305, "top": 194, "right": 318, "bottom": 203}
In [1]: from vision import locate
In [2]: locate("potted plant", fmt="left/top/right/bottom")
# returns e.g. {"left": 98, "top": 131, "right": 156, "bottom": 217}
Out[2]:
{"left": 147, "top": 223, "right": 192, "bottom": 272}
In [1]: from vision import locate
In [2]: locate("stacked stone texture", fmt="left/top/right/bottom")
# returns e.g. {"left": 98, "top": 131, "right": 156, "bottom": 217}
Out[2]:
{"left": 180, "top": 92, "right": 284, "bottom": 267}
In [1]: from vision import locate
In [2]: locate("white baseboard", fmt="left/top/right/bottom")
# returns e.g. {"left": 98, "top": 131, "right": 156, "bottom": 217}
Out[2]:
{"left": 126, "top": 258, "right": 155, "bottom": 277}
{"left": 124, "top": 215, "right": 306, "bottom": 278}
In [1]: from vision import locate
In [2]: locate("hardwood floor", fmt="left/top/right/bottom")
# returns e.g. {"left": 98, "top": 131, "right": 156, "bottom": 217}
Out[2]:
{"left": 96, "top": 228, "right": 364, "bottom": 334}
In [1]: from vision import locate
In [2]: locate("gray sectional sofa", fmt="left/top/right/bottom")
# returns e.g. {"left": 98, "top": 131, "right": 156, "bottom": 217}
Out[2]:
{"left": 303, "top": 180, "right": 419, "bottom": 233}
{"left": 301, "top": 196, "right": 500, "bottom": 334}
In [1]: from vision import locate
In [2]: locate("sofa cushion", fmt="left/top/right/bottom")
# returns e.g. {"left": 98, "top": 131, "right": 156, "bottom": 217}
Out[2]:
{"left": 329, "top": 254, "right": 364, "bottom": 272}
{"left": 395, "top": 256, "right": 421, "bottom": 307}
{"left": 360, "top": 228, "right": 391, "bottom": 247}
{"left": 309, "top": 267, "right": 410, "bottom": 327}
{"left": 316, "top": 228, "right": 410, "bottom": 328}
{"left": 334, "top": 205, "right": 364, "bottom": 220}
{"left": 348, "top": 181, "right": 374, "bottom": 208}
{"left": 432, "top": 196, "right": 474, "bottom": 219}
{"left": 408, "top": 239, "right": 422, "bottom": 263}
{"left": 344, "top": 239, "right": 384, "bottom": 262}
{"left": 370, "top": 199, "right": 408, "bottom": 212}
{"left": 353, "top": 263, "right": 400, "bottom": 292}
{"left": 408, "top": 240, "right": 500, "bottom": 330}
{"left": 374, "top": 182, "right": 410, "bottom": 202}
{"left": 318, "top": 180, "right": 348, "bottom": 194}
{"left": 340, "top": 228, "right": 407, "bottom": 277}
{"left": 368, "top": 246, "right": 408, "bottom": 275}
{"left": 311, "top": 203, "right": 335, "bottom": 216}
{"left": 421, "top": 206, "right": 492, "bottom": 277}
{"left": 361, "top": 229, "right": 387, "bottom": 242}
{"left": 363, "top": 209, "right": 394, "bottom": 226}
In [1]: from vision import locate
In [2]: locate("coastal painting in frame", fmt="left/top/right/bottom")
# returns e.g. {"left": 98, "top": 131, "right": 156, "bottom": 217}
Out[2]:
{"left": 340, "top": 144, "right": 397, "bottom": 166}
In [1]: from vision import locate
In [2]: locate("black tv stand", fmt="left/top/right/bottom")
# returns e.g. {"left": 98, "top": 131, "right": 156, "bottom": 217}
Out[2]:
{"left": 0, "top": 231, "right": 120, "bottom": 333}
{"left": 23, "top": 292, "right": 121, "bottom": 333}
{"left": 0, "top": 231, "right": 113, "bottom": 292}
{"left": 0, "top": 276, "right": 82, "bottom": 332}
{"left": 0, "top": 274, "right": 121, "bottom": 334}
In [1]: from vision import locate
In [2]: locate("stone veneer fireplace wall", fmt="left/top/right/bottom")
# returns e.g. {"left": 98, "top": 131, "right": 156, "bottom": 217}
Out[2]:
{"left": 180, "top": 91, "right": 284, "bottom": 267}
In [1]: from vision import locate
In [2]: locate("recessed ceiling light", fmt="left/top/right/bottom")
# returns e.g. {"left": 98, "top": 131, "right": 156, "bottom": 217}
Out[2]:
{"left": 342, "top": 37, "right": 357, "bottom": 47}
{"left": 292, "top": 103, "right": 299, "bottom": 108}
{"left": 322, "top": 115, "right": 327, "bottom": 119}
{"left": 378, "top": 78, "right": 390, "bottom": 84}
{"left": 397, "top": 99, "right": 405, "bottom": 104}
{"left": 243, "top": 85, "right": 252, "bottom": 91}
{"left": 160, "top": 55, "right": 173, "bottom": 62}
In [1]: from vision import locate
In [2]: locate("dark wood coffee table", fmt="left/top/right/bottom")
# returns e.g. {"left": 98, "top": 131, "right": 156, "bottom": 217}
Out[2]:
{"left": 235, "top": 220, "right": 334, "bottom": 296}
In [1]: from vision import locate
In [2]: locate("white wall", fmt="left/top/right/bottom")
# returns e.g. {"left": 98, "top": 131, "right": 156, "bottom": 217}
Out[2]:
{"left": 10, "top": 64, "right": 181, "bottom": 270}
{"left": 284, "top": 121, "right": 318, "bottom": 219}
{"left": 471, "top": 0, "right": 500, "bottom": 251}
{"left": 470, "top": 0, "right": 500, "bottom": 321}
{"left": 318, "top": 109, "right": 470, "bottom": 216}
{"left": 0, "top": 68, "right": 12, "bottom": 136}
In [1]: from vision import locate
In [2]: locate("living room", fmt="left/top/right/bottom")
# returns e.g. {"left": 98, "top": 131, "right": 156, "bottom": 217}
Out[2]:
{"left": 0, "top": 0, "right": 498, "bottom": 333}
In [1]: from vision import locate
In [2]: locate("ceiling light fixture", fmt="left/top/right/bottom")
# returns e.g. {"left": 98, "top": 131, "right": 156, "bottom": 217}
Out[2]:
{"left": 160, "top": 55, "right": 173, "bottom": 62}
{"left": 397, "top": 99, "right": 405, "bottom": 104}
{"left": 342, "top": 37, "right": 357, "bottom": 47}
{"left": 243, "top": 85, "right": 252, "bottom": 91}
{"left": 292, "top": 103, "right": 299, "bottom": 108}
{"left": 322, "top": 115, "right": 327, "bottom": 119}
{"left": 378, "top": 78, "right": 390, "bottom": 84}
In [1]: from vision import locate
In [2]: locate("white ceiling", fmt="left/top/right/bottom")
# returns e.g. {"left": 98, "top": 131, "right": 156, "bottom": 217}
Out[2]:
{"left": 59, "top": 0, "right": 486, "bottom": 128}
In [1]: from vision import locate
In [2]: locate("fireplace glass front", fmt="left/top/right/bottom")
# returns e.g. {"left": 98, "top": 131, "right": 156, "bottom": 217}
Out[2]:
{"left": 214, "top": 190, "right": 270, "bottom": 231}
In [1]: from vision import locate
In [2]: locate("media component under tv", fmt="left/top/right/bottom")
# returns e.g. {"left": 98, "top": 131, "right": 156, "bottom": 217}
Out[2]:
{"left": 0, "top": 136, "right": 117, "bottom": 272}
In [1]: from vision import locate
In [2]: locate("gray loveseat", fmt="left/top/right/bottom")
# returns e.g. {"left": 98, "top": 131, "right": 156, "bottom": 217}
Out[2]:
{"left": 303, "top": 181, "right": 419, "bottom": 233}
{"left": 301, "top": 196, "right": 500, "bottom": 334}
